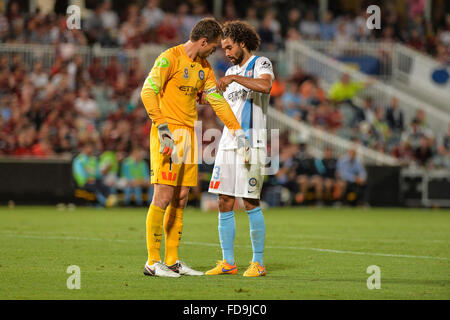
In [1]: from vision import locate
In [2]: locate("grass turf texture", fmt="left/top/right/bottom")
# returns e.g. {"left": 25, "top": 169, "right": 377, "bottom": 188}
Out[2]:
{"left": 0, "top": 206, "right": 449, "bottom": 300}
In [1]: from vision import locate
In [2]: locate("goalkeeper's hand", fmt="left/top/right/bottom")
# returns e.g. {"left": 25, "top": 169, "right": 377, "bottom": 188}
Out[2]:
{"left": 157, "top": 123, "right": 174, "bottom": 156}
{"left": 235, "top": 129, "right": 251, "bottom": 164}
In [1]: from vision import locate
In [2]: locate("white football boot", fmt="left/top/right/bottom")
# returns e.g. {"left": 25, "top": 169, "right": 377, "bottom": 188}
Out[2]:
{"left": 168, "top": 260, "right": 204, "bottom": 276}
{"left": 143, "top": 261, "right": 181, "bottom": 278}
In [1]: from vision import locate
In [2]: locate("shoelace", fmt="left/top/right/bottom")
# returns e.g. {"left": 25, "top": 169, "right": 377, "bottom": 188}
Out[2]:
{"left": 155, "top": 262, "right": 172, "bottom": 272}
{"left": 177, "top": 260, "right": 190, "bottom": 269}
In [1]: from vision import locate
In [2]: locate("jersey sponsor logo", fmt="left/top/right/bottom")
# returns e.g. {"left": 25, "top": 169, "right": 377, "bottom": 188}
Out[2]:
{"left": 204, "top": 86, "right": 217, "bottom": 94}
{"left": 199, "top": 70, "right": 205, "bottom": 80}
{"left": 209, "top": 181, "right": 220, "bottom": 189}
{"left": 260, "top": 60, "right": 272, "bottom": 69}
{"left": 156, "top": 57, "right": 170, "bottom": 68}
{"left": 227, "top": 88, "right": 250, "bottom": 103}
{"left": 183, "top": 67, "right": 189, "bottom": 79}
{"left": 162, "top": 171, "right": 177, "bottom": 181}
{"left": 178, "top": 85, "right": 198, "bottom": 96}
{"left": 249, "top": 177, "right": 257, "bottom": 187}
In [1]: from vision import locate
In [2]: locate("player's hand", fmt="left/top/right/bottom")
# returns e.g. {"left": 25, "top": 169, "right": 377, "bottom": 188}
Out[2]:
{"left": 217, "top": 75, "right": 235, "bottom": 92}
{"left": 157, "top": 123, "right": 174, "bottom": 156}
{"left": 235, "top": 129, "right": 251, "bottom": 164}
{"left": 196, "top": 91, "right": 208, "bottom": 105}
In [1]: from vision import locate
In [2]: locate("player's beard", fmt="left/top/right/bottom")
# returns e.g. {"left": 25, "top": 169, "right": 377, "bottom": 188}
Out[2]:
{"left": 229, "top": 48, "right": 244, "bottom": 65}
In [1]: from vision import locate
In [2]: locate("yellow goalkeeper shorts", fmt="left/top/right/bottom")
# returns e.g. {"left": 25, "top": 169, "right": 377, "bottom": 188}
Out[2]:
{"left": 150, "top": 123, "right": 198, "bottom": 187}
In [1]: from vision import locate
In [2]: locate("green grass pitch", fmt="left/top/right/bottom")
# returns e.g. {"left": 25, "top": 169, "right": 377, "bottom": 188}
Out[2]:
{"left": 0, "top": 205, "right": 449, "bottom": 300}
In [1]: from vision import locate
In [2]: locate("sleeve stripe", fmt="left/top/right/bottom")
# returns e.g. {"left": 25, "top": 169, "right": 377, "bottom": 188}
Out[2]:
{"left": 206, "top": 92, "right": 223, "bottom": 100}
{"left": 146, "top": 77, "right": 159, "bottom": 94}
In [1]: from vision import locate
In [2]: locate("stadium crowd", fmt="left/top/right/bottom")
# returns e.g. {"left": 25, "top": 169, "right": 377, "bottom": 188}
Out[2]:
{"left": 0, "top": 0, "right": 449, "bottom": 207}
{"left": 1, "top": 0, "right": 449, "bottom": 62}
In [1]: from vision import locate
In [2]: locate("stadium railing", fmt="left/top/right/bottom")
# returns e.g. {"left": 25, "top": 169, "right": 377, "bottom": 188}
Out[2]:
{"left": 0, "top": 43, "right": 166, "bottom": 71}
{"left": 0, "top": 43, "right": 286, "bottom": 77}
{"left": 302, "top": 40, "right": 450, "bottom": 118}
{"left": 301, "top": 39, "right": 394, "bottom": 80}
{"left": 391, "top": 43, "right": 450, "bottom": 113}
{"left": 286, "top": 40, "right": 450, "bottom": 136}
{"left": 266, "top": 106, "right": 400, "bottom": 166}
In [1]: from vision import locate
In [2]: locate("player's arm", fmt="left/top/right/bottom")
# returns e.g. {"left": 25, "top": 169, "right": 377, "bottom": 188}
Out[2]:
{"left": 140, "top": 53, "right": 176, "bottom": 155}
{"left": 203, "top": 69, "right": 250, "bottom": 162}
{"left": 217, "top": 74, "right": 272, "bottom": 94}
{"left": 202, "top": 69, "right": 242, "bottom": 132}
{"left": 140, "top": 53, "right": 174, "bottom": 126}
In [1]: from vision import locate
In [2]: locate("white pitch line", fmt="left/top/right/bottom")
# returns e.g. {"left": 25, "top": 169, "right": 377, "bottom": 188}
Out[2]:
{"left": 2, "top": 232, "right": 449, "bottom": 261}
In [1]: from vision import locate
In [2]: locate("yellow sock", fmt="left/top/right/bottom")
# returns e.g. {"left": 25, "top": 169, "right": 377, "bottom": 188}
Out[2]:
{"left": 146, "top": 204, "right": 165, "bottom": 264}
{"left": 164, "top": 205, "right": 184, "bottom": 266}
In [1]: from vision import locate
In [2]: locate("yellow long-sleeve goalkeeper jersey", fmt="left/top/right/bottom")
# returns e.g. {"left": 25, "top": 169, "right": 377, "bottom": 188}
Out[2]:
{"left": 141, "top": 44, "right": 241, "bottom": 131}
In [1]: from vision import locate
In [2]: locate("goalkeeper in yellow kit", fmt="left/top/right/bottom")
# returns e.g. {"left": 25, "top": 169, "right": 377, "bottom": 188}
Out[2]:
{"left": 140, "top": 18, "right": 250, "bottom": 277}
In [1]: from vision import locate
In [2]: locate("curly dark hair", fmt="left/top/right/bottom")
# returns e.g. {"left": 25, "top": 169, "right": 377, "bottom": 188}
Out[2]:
{"left": 190, "top": 18, "right": 224, "bottom": 42}
{"left": 222, "top": 20, "right": 261, "bottom": 52}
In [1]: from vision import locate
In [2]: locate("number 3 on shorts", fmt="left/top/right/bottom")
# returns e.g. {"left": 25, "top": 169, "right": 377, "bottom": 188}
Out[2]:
{"left": 213, "top": 166, "right": 220, "bottom": 180}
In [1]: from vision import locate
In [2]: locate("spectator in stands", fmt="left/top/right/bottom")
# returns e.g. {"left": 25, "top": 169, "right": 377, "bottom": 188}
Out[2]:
{"left": 292, "top": 142, "right": 318, "bottom": 204}
{"left": 281, "top": 82, "right": 302, "bottom": 120}
{"left": 72, "top": 141, "right": 116, "bottom": 207}
{"left": 244, "top": 7, "right": 260, "bottom": 31}
{"left": 442, "top": 124, "right": 450, "bottom": 152}
{"left": 258, "top": 10, "right": 281, "bottom": 50}
{"left": 281, "top": 8, "right": 300, "bottom": 38}
{"left": 99, "top": 149, "right": 120, "bottom": 196}
{"left": 121, "top": 146, "right": 152, "bottom": 206}
{"left": 314, "top": 146, "right": 338, "bottom": 203}
{"left": 431, "top": 144, "right": 450, "bottom": 170}
{"left": 352, "top": 95, "right": 375, "bottom": 127}
{"left": 402, "top": 118, "right": 425, "bottom": 152}
{"left": 328, "top": 73, "right": 375, "bottom": 115}
{"left": 157, "top": 13, "right": 180, "bottom": 46}
{"left": 88, "top": 57, "right": 106, "bottom": 84}
{"left": 75, "top": 87, "right": 100, "bottom": 124}
{"left": 391, "top": 140, "right": 415, "bottom": 165}
{"left": 385, "top": 96, "right": 404, "bottom": 134}
{"left": 29, "top": 60, "right": 48, "bottom": 89}
{"left": 336, "top": 148, "right": 367, "bottom": 206}
{"left": 300, "top": 10, "right": 320, "bottom": 39}
{"left": 319, "top": 11, "right": 336, "bottom": 40}
{"left": 373, "top": 107, "right": 390, "bottom": 144}
{"left": 269, "top": 71, "right": 285, "bottom": 102}
{"left": 415, "top": 136, "right": 434, "bottom": 166}
{"left": 142, "top": 0, "right": 164, "bottom": 32}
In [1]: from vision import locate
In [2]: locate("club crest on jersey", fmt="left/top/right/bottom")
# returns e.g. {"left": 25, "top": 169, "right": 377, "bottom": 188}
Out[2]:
{"left": 198, "top": 70, "right": 205, "bottom": 80}
{"left": 246, "top": 70, "right": 253, "bottom": 77}
{"left": 249, "top": 177, "right": 257, "bottom": 187}
{"left": 183, "top": 67, "right": 189, "bottom": 79}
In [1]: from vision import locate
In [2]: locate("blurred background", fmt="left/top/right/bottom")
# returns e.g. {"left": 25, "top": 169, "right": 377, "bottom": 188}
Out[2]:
{"left": 0, "top": 0, "right": 449, "bottom": 209}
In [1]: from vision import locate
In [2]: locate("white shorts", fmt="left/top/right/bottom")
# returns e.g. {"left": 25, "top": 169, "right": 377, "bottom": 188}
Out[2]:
{"left": 208, "top": 148, "right": 266, "bottom": 199}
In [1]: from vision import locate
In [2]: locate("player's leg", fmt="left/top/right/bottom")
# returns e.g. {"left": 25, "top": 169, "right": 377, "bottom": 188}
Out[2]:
{"left": 242, "top": 148, "right": 266, "bottom": 277}
{"left": 205, "top": 194, "right": 238, "bottom": 275}
{"left": 163, "top": 187, "right": 187, "bottom": 263}
{"left": 144, "top": 183, "right": 181, "bottom": 277}
{"left": 242, "top": 197, "right": 266, "bottom": 277}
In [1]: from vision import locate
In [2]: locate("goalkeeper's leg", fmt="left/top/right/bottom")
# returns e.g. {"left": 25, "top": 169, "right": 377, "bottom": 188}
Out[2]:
{"left": 144, "top": 184, "right": 180, "bottom": 277}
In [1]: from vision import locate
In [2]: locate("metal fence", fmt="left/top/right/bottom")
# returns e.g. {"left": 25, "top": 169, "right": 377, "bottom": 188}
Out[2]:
{"left": 0, "top": 43, "right": 166, "bottom": 72}
{"left": 302, "top": 39, "right": 394, "bottom": 80}
{"left": 266, "top": 106, "right": 399, "bottom": 166}
{"left": 286, "top": 40, "right": 450, "bottom": 137}
{"left": 392, "top": 43, "right": 450, "bottom": 113}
